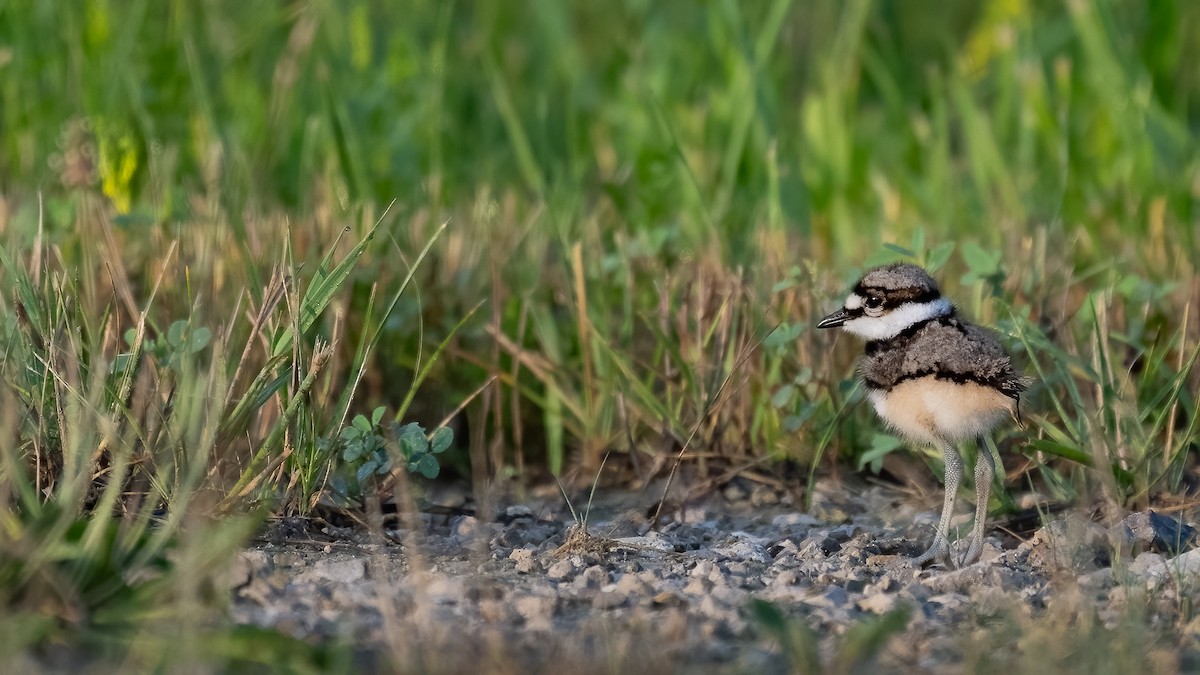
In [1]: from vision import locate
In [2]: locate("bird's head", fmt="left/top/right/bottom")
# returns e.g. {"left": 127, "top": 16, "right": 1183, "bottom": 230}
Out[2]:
{"left": 817, "top": 263, "right": 953, "bottom": 341}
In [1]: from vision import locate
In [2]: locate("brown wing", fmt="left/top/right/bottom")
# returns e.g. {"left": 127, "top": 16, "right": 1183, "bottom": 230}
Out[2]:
{"left": 901, "top": 318, "right": 1027, "bottom": 400}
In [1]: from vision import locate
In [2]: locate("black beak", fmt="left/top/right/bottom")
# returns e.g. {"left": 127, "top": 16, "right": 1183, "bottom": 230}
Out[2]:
{"left": 816, "top": 308, "right": 850, "bottom": 329}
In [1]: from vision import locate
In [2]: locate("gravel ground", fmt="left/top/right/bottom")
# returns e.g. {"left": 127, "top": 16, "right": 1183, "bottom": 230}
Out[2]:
{"left": 227, "top": 477, "right": 1200, "bottom": 673}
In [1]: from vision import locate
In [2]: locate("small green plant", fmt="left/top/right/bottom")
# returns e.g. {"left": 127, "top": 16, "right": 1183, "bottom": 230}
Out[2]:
{"left": 327, "top": 406, "right": 454, "bottom": 500}
{"left": 118, "top": 319, "right": 212, "bottom": 372}
{"left": 397, "top": 421, "right": 454, "bottom": 480}
{"left": 334, "top": 406, "right": 391, "bottom": 486}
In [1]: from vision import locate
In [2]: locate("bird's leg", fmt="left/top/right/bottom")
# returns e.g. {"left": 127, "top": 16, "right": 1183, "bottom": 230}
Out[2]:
{"left": 962, "top": 437, "right": 995, "bottom": 566}
{"left": 909, "top": 442, "right": 962, "bottom": 567}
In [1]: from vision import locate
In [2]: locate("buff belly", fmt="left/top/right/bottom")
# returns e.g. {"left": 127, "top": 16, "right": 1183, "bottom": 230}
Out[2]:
{"left": 866, "top": 376, "right": 1016, "bottom": 445}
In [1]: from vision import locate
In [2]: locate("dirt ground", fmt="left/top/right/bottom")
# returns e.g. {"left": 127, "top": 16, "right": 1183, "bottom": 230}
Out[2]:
{"left": 227, "top": 476, "right": 1200, "bottom": 673}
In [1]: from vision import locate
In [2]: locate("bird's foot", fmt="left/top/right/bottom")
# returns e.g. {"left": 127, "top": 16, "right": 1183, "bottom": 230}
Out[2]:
{"left": 895, "top": 537, "right": 952, "bottom": 570}
{"left": 959, "top": 534, "right": 985, "bottom": 567}
{"left": 898, "top": 537, "right": 986, "bottom": 571}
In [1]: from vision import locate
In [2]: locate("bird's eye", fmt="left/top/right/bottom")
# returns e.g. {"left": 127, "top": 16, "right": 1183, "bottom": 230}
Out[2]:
{"left": 865, "top": 296, "right": 884, "bottom": 309}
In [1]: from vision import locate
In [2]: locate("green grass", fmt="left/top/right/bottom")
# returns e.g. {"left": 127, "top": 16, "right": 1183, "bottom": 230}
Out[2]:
{"left": 1, "top": 0, "right": 1198, "bottom": 670}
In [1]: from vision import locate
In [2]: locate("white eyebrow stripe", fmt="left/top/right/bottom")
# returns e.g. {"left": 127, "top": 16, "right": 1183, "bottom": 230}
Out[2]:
{"left": 844, "top": 293, "right": 863, "bottom": 310}
{"left": 840, "top": 298, "right": 952, "bottom": 341}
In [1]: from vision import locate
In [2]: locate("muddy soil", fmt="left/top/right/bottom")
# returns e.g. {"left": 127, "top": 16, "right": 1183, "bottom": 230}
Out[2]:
{"left": 228, "top": 477, "right": 1200, "bottom": 673}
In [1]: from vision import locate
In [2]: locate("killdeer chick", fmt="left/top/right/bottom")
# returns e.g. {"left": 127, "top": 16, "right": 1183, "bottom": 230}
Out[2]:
{"left": 817, "top": 263, "right": 1027, "bottom": 567}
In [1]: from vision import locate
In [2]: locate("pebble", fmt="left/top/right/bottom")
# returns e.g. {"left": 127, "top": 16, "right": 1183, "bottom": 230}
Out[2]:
{"left": 226, "top": 489, "right": 1178, "bottom": 673}
{"left": 514, "top": 595, "right": 557, "bottom": 631}
{"left": 858, "top": 592, "right": 899, "bottom": 614}
{"left": 505, "top": 504, "right": 535, "bottom": 519}
{"left": 772, "top": 512, "right": 821, "bottom": 528}
{"left": 547, "top": 559, "right": 578, "bottom": 581}
{"left": 713, "top": 541, "right": 771, "bottom": 564}
{"left": 803, "top": 585, "right": 850, "bottom": 609}
{"left": 574, "top": 565, "right": 609, "bottom": 591}
{"left": 509, "top": 547, "right": 539, "bottom": 574}
{"left": 293, "top": 557, "right": 366, "bottom": 585}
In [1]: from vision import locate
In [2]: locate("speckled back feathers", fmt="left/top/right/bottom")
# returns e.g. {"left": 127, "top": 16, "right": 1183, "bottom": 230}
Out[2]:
{"left": 861, "top": 315, "right": 1026, "bottom": 398}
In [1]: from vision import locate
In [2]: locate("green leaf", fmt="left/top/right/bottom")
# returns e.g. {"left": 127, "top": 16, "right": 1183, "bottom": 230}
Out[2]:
{"left": 961, "top": 242, "right": 1000, "bottom": 275}
{"left": 342, "top": 439, "right": 366, "bottom": 462}
{"left": 370, "top": 406, "right": 385, "bottom": 428}
{"left": 883, "top": 243, "right": 915, "bottom": 257}
{"left": 772, "top": 278, "right": 798, "bottom": 293}
{"left": 373, "top": 450, "right": 392, "bottom": 475}
{"left": 857, "top": 433, "right": 903, "bottom": 472}
{"left": 925, "top": 242, "right": 956, "bottom": 272}
{"left": 908, "top": 228, "right": 925, "bottom": 256}
{"left": 771, "top": 384, "right": 796, "bottom": 409}
{"left": 167, "top": 320, "right": 187, "bottom": 347}
{"left": 352, "top": 414, "right": 371, "bottom": 432}
{"left": 763, "top": 322, "right": 802, "bottom": 348}
{"left": 399, "top": 422, "right": 427, "bottom": 457}
{"left": 413, "top": 453, "right": 440, "bottom": 479}
{"left": 189, "top": 327, "right": 211, "bottom": 353}
{"left": 430, "top": 426, "right": 453, "bottom": 454}
{"left": 110, "top": 352, "right": 136, "bottom": 375}
{"left": 356, "top": 457, "right": 380, "bottom": 484}
{"left": 783, "top": 401, "right": 820, "bottom": 433}
{"left": 1025, "top": 438, "right": 1092, "bottom": 466}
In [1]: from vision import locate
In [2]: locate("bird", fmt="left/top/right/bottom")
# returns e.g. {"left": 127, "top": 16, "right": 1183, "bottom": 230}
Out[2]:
{"left": 816, "top": 262, "right": 1028, "bottom": 567}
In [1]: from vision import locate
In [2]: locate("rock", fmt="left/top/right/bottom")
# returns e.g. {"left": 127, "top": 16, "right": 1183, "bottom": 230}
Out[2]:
{"left": 817, "top": 536, "right": 842, "bottom": 555}
{"left": 803, "top": 585, "right": 850, "bottom": 609}
{"left": 713, "top": 540, "right": 771, "bottom": 564}
{"left": 749, "top": 484, "right": 780, "bottom": 507}
{"left": 858, "top": 592, "right": 899, "bottom": 614}
{"left": 771, "top": 570, "right": 801, "bottom": 588}
{"left": 922, "top": 592, "right": 968, "bottom": 619}
{"left": 509, "top": 547, "right": 539, "bottom": 574}
{"left": 811, "top": 505, "right": 851, "bottom": 525}
{"left": 919, "top": 562, "right": 1026, "bottom": 595}
{"left": 1127, "top": 551, "right": 1167, "bottom": 579}
{"left": 1123, "top": 547, "right": 1200, "bottom": 585}
{"left": 652, "top": 590, "right": 688, "bottom": 607}
{"left": 452, "top": 515, "right": 493, "bottom": 542}
{"left": 1024, "top": 515, "right": 1108, "bottom": 574}
{"left": 690, "top": 560, "right": 718, "bottom": 580}
{"left": 228, "top": 550, "right": 270, "bottom": 589}
{"left": 513, "top": 595, "right": 557, "bottom": 631}
{"left": 773, "top": 512, "right": 821, "bottom": 528}
{"left": 293, "top": 557, "right": 366, "bottom": 585}
{"left": 1078, "top": 567, "right": 1114, "bottom": 590}
{"left": 613, "top": 534, "right": 675, "bottom": 552}
{"left": 423, "top": 576, "right": 462, "bottom": 606}
{"left": 593, "top": 585, "right": 629, "bottom": 609}
{"left": 683, "top": 575, "right": 715, "bottom": 596}
{"left": 1117, "top": 511, "right": 1197, "bottom": 556}
{"left": 504, "top": 504, "right": 535, "bottom": 519}
{"left": 614, "top": 572, "right": 651, "bottom": 595}
{"left": 721, "top": 478, "right": 752, "bottom": 503}
{"left": 479, "top": 599, "right": 515, "bottom": 623}
{"left": 827, "top": 524, "right": 860, "bottom": 541}
{"left": 574, "top": 565, "right": 609, "bottom": 591}
{"left": 546, "top": 559, "right": 578, "bottom": 581}
{"left": 710, "top": 586, "right": 747, "bottom": 607}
